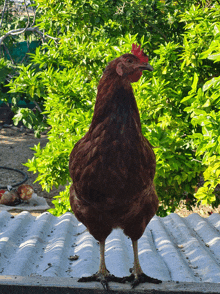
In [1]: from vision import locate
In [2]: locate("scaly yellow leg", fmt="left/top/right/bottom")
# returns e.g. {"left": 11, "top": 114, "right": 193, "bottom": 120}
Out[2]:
{"left": 78, "top": 239, "right": 122, "bottom": 290}
{"left": 132, "top": 240, "right": 144, "bottom": 277}
{"left": 120, "top": 239, "right": 162, "bottom": 288}
{"left": 99, "top": 240, "right": 109, "bottom": 275}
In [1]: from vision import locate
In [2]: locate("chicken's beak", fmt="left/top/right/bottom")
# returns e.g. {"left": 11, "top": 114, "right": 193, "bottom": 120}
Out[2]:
{"left": 139, "top": 63, "right": 154, "bottom": 71}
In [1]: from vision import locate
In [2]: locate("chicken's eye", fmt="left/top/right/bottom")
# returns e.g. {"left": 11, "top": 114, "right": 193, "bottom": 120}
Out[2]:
{"left": 127, "top": 58, "right": 133, "bottom": 63}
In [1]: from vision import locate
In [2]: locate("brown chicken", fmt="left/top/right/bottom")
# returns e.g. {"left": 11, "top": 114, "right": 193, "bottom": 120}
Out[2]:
{"left": 69, "top": 44, "right": 161, "bottom": 289}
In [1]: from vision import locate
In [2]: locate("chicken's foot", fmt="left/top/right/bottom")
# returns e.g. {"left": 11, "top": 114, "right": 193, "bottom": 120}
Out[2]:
{"left": 78, "top": 240, "right": 122, "bottom": 290}
{"left": 121, "top": 240, "right": 162, "bottom": 288}
{"left": 78, "top": 271, "right": 122, "bottom": 290}
{"left": 121, "top": 272, "right": 162, "bottom": 288}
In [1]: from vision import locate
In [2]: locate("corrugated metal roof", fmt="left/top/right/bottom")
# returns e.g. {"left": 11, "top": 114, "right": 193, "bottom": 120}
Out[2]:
{"left": 0, "top": 211, "right": 220, "bottom": 284}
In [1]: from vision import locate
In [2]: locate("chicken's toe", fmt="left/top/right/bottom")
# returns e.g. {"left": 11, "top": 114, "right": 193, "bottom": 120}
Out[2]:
{"left": 121, "top": 273, "right": 162, "bottom": 288}
{"left": 132, "top": 273, "right": 162, "bottom": 288}
{"left": 78, "top": 272, "right": 123, "bottom": 290}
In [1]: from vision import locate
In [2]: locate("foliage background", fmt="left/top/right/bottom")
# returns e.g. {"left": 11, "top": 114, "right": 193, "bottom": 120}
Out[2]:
{"left": 1, "top": 0, "right": 220, "bottom": 216}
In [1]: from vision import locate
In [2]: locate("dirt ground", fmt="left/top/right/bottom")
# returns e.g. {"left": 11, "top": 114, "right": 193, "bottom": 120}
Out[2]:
{"left": 0, "top": 110, "right": 220, "bottom": 217}
{"left": 0, "top": 123, "right": 65, "bottom": 211}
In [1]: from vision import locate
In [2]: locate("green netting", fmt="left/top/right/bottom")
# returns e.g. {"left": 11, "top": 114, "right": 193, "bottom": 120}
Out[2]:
{"left": 0, "top": 40, "right": 40, "bottom": 108}
{"left": 0, "top": 40, "right": 40, "bottom": 63}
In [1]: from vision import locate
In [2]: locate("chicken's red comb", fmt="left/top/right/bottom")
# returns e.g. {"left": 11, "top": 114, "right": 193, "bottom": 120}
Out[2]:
{"left": 131, "top": 43, "right": 148, "bottom": 63}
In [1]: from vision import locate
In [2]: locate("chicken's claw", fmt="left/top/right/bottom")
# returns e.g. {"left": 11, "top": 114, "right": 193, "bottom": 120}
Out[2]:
{"left": 78, "top": 272, "right": 123, "bottom": 291}
{"left": 121, "top": 273, "right": 162, "bottom": 288}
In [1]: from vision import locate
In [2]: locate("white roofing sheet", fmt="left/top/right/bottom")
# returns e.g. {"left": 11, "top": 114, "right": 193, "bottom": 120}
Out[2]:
{"left": 0, "top": 211, "right": 220, "bottom": 284}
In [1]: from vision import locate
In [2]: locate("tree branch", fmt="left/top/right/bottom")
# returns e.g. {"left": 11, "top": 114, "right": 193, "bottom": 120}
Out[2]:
{"left": 145, "top": 20, "right": 169, "bottom": 43}
{"left": 0, "top": 27, "right": 60, "bottom": 46}
{"left": 17, "top": 0, "right": 30, "bottom": 35}
{"left": 2, "top": 43, "right": 15, "bottom": 64}
{"left": 0, "top": 0, "right": 8, "bottom": 29}
{"left": 33, "top": 100, "right": 47, "bottom": 120}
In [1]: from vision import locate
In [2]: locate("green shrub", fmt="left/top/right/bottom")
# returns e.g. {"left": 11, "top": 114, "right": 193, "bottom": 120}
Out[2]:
{"left": 180, "top": 4, "right": 220, "bottom": 205}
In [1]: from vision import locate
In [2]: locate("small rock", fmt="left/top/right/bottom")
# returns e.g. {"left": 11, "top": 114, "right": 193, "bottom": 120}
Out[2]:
{"left": 178, "top": 245, "right": 184, "bottom": 248}
{"left": 19, "top": 126, "right": 24, "bottom": 132}
{"left": 68, "top": 255, "right": 79, "bottom": 261}
{"left": 11, "top": 126, "right": 19, "bottom": 131}
{"left": 3, "top": 124, "right": 12, "bottom": 128}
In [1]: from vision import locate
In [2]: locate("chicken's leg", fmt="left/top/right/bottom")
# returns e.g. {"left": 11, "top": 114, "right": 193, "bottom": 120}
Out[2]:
{"left": 122, "top": 240, "right": 162, "bottom": 288}
{"left": 98, "top": 239, "right": 110, "bottom": 278}
{"left": 78, "top": 240, "right": 122, "bottom": 290}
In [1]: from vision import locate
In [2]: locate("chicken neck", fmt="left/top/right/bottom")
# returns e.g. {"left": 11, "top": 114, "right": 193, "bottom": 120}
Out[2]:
{"left": 90, "top": 76, "right": 142, "bottom": 134}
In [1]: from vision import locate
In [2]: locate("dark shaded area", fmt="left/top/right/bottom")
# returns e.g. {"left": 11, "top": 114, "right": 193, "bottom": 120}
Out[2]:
{"left": 0, "top": 282, "right": 220, "bottom": 294}
{"left": 0, "top": 105, "right": 14, "bottom": 126}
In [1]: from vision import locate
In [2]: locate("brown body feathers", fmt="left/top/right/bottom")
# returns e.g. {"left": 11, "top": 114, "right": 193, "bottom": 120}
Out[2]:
{"left": 69, "top": 52, "right": 158, "bottom": 242}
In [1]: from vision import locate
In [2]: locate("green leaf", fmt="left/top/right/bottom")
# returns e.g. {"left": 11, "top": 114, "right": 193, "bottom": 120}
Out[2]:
{"left": 203, "top": 79, "right": 217, "bottom": 91}
{"left": 208, "top": 53, "right": 220, "bottom": 62}
{"left": 192, "top": 72, "right": 198, "bottom": 92}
